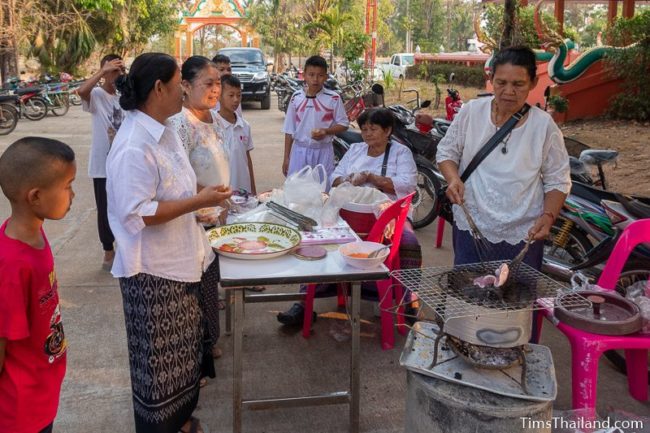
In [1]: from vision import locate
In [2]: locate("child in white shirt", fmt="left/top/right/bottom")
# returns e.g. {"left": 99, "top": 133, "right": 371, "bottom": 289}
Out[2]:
{"left": 216, "top": 74, "right": 256, "bottom": 194}
{"left": 281, "top": 55, "right": 348, "bottom": 178}
{"left": 77, "top": 54, "right": 125, "bottom": 270}
{"left": 211, "top": 54, "right": 243, "bottom": 117}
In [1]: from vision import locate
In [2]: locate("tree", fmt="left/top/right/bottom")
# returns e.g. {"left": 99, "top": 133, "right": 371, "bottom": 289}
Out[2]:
{"left": 392, "top": 0, "right": 445, "bottom": 54}
{"left": 87, "top": 0, "right": 178, "bottom": 57}
{"left": 501, "top": 0, "right": 516, "bottom": 48}
{"left": 247, "top": 0, "right": 306, "bottom": 71}
{"left": 605, "top": 9, "right": 650, "bottom": 121}
{"left": 305, "top": 3, "right": 354, "bottom": 71}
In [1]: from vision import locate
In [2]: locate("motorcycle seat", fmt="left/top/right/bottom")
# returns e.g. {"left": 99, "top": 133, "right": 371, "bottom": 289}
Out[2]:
{"left": 14, "top": 87, "right": 42, "bottom": 95}
{"left": 579, "top": 149, "right": 619, "bottom": 165}
{"left": 571, "top": 181, "right": 618, "bottom": 203}
{"left": 569, "top": 156, "right": 588, "bottom": 175}
{"left": 336, "top": 129, "right": 362, "bottom": 144}
{"left": 0, "top": 94, "right": 18, "bottom": 103}
{"left": 433, "top": 118, "right": 451, "bottom": 134}
{"left": 615, "top": 193, "right": 650, "bottom": 219}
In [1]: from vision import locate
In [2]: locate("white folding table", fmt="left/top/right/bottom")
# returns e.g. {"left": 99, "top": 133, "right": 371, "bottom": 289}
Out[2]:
{"left": 219, "top": 241, "right": 389, "bottom": 433}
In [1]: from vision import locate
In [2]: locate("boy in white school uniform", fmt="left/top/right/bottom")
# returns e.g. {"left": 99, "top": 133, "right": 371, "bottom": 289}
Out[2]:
{"left": 281, "top": 55, "right": 348, "bottom": 179}
{"left": 211, "top": 54, "right": 243, "bottom": 117}
{"left": 216, "top": 74, "right": 256, "bottom": 194}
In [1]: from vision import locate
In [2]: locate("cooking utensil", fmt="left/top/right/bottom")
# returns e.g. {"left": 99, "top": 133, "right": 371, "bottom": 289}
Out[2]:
{"left": 459, "top": 203, "right": 490, "bottom": 260}
{"left": 509, "top": 237, "right": 534, "bottom": 271}
{"left": 266, "top": 201, "right": 317, "bottom": 231}
{"left": 368, "top": 244, "right": 391, "bottom": 258}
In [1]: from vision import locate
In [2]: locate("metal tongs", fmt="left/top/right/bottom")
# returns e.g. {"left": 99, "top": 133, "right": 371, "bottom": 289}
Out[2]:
{"left": 266, "top": 201, "right": 317, "bottom": 232}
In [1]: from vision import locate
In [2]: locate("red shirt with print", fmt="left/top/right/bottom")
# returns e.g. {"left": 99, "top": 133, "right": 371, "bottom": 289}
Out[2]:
{"left": 0, "top": 220, "right": 67, "bottom": 433}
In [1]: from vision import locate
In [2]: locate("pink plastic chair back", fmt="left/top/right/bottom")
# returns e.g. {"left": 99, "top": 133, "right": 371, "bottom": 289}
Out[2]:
{"left": 597, "top": 219, "right": 650, "bottom": 290}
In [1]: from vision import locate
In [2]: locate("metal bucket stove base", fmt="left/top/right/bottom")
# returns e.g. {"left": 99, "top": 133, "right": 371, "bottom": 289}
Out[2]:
{"left": 399, "top": 321, "right": 557, "bottom": 402}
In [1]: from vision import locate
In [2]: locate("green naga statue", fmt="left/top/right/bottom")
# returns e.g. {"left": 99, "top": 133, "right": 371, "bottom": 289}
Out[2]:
{"left": 475, "top": 0, "right": 638, "bottom": 84}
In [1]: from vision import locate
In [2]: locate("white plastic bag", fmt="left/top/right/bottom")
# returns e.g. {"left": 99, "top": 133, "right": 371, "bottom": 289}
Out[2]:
{"left": 570, "top": 273, "right": 613, "bottom": 294}
{"left": 189, "top": 142, "right": 230, "bottom": 226}
{"left": 283, "top": 164, "right": 327, "bottom": 223}
{"left": 321, "top": 184, "right": 391, "bottom": 228}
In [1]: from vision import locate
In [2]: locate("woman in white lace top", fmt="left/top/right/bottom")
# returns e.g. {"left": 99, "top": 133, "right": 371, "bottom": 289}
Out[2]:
{"left": 168, "top": 55, "right": 231, "bottom": 364}
{"left": 169, "top": 56, "right": 230, "bottom": 190}
{"left": 436, "top": 46, "right": 571, "bottom": 269}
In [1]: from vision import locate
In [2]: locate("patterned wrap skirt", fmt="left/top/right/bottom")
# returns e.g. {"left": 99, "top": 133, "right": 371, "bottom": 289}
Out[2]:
{"left": 119, "top": 259, "right": 218, "bottom": 433}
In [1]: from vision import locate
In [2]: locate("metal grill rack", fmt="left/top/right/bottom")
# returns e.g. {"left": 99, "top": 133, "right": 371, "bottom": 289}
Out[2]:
{"left": 391, "top": 261, "right": 590, "bottom": 322}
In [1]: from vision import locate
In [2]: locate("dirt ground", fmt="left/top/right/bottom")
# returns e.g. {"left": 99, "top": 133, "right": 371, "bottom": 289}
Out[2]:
{"left": 383, "top": 79, "right": 650, "bottom": 197}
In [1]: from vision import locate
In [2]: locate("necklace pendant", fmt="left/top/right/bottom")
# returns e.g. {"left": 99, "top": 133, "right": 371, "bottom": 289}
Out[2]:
{"left": 501, "top": 146, "right": 508, "bottom": 154}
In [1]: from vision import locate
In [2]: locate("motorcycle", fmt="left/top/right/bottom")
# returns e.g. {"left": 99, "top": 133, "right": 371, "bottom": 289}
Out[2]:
{"left": 445, "top": 73, "right": 463, "bottom": 121}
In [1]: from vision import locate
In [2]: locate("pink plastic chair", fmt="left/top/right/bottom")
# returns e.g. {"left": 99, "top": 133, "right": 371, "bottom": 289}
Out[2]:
{"left": 302, "top": 193, "right": 415, "bottom": 350}
{"left": 537, "top": 219, "right": 650, "bottom": 414}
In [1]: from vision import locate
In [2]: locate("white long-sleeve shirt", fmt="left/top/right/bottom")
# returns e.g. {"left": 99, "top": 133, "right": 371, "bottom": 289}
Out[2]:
{"left": 331, "top": 141, "right": 417, "bottom": 201}
{"left": 106, "top": 110, "right": 215, "bottom": 281}
{"left": 436, "top": 96, "right": 571, "bottom": 244}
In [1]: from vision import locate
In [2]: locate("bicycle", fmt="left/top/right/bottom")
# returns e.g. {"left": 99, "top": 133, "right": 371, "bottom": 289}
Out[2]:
{"left": 43, "top": 83, "right": 70, "bottom": 116}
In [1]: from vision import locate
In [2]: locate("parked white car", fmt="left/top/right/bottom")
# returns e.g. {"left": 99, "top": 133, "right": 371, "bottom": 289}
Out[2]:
{"left": 378, "top": 53, "right": 415, "bottom": 79}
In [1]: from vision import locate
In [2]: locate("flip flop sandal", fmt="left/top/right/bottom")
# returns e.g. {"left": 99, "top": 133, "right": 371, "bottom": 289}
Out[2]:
{"left": 216, "top": 300, "right": 226, "bottom": 311}
{"left": 199, "top": 378, "right": 208, "bottom": 388}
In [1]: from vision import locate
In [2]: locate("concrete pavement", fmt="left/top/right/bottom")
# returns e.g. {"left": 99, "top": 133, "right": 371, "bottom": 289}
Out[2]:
{"left": 0, "top": 99, "right": 647, "bottom": 433}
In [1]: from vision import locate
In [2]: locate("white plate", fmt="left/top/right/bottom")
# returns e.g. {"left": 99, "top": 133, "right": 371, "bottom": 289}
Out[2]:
{"left": 207, "top": 222, "right": 301, "bottom": 260}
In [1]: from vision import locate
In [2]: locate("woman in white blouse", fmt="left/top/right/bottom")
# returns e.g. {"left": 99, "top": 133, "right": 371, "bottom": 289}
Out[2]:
{"left": 436, "top": 46, "right": 571, "bottom": 269}
{"left": 277, "top": 108, "right": 422, "bottom": 326}
{"left": 107, "top": 52, "right": 230, "bottom": 433}
{"left": 169, "top": 56, "right": 230, "bottom": 363}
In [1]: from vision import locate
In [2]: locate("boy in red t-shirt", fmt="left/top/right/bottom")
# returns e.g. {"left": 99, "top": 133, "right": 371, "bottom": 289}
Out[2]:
{"left": 0, "top": 137, "right": 76, "bottom": 433}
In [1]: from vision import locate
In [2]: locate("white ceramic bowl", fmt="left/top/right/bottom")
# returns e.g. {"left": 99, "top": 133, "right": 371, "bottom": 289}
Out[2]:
{"left": 339, "top": 241, "right": 389, "bottom": 269}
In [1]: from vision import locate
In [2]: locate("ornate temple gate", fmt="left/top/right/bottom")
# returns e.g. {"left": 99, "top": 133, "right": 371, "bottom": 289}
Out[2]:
{"left": 175, "top": 0, "right": 259, "bottom": 61}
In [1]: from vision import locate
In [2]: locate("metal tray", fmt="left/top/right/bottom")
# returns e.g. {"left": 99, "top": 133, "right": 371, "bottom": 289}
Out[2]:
{"left": 399, "top": 322, "right": 557, "bottom": 402}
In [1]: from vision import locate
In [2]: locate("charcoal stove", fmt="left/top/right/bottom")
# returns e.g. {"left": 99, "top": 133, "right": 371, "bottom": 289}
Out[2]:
{"left": 392, "top": 261, "right": 589, "bottom": 400}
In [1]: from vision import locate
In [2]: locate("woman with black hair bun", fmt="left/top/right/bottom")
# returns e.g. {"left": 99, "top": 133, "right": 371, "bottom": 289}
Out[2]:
{"left": 436, "top": 45, "right": 571, "bottom": 269}
{"left": 107, "top": 52, "right": 230, "bottom": 433}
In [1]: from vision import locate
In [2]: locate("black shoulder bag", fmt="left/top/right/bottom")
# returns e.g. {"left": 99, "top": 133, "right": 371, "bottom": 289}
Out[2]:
{"left": 435, "top": 103, "right": 530, "bottom": 223}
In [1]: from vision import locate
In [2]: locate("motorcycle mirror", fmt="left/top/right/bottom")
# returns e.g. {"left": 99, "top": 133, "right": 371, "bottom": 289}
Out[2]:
{"left": 420, "top": 100, "right": 432, "bottom": 109}
{"left": 371, "top": 83, "right": 384, "bottom": 95}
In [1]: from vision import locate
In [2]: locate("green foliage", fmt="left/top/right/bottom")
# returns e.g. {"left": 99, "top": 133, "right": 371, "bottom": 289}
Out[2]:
{"left": 391, "top": 0, "right": 445, "bottom": 54}
{"left": 89, "top": 0, "right": 178, "bottom": 55}
{"left": 26, "top": 1, "right": 98, "bottom": 74}
{"left": 482, "top": 3, "right": 561, "bottom": 48}
{"left": 604, "top": 9, "right": 650, "bottom": 121}
{"left": 405, "top": 63, "right": 486, "bottom": 88}
{"left": 417, "top": 63, "right": 429, "bottom": 80}
{"left": 305, "top": 3, "right": 354, "bottom": 70}
{"left": 382, "top": 70, "right": 396, "bottom": 89}
{"left": 547, "top": 95, "right": 569, "bottom": 113}
{"left": 341, "top": 32, "right": 370, "bottom": 63}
